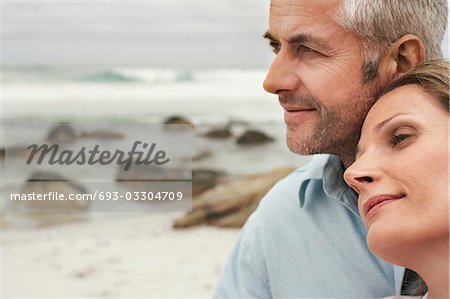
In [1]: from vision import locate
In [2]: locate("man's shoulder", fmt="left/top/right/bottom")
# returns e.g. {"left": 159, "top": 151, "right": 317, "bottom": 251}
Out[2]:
{"left": 254, "top": 154, "right": 335, "bottom": 218}
{"left": 261, "top": 154, "right": 333, "bottom": 200}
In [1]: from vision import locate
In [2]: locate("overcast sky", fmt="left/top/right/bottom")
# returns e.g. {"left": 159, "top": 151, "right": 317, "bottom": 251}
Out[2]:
{"left": 2, "top": 0, "right": 273, "bottom": 68}
{"left": 2, "top": 0, "right": 448, "bottom": 69}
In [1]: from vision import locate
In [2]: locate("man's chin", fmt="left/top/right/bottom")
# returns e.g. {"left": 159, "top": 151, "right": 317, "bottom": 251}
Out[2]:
{"left": 285, "top": 133, "right": 317, "bottom": 156}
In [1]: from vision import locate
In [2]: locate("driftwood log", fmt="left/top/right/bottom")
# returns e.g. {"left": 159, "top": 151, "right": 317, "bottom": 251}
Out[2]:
{"left": 173, "top": 167, "right": 294, "bottom": 228}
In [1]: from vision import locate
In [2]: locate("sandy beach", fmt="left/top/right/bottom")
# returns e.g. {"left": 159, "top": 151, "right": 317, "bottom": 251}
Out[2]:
{"left": 0, "top": 112, "right": 309, "bottom": 298}
{"left": 1, "top": 212, "right": 240, "bottom": 298}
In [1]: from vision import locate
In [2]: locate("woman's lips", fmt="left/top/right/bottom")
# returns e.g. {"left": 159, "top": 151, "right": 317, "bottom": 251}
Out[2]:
{"left": 363, "top": 194, "right": 405, "bottom": 219}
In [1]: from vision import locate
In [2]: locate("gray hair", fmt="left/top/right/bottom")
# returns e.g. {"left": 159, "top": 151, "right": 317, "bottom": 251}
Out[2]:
{"left": 333, "top": 0, "right": 448, "bottom": 82}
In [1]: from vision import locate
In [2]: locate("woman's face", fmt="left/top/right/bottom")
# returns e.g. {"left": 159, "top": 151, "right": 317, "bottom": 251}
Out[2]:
{"left": 344, "top": 84, "right": 449, "bottom": 264}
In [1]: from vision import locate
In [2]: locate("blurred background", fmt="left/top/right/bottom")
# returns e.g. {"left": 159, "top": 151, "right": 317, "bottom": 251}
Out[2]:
{"left": 0, "top": 0, "right": 448, "bottom": 298}
{"left": 0, "top": 1, "right": 308, "bottom": 298}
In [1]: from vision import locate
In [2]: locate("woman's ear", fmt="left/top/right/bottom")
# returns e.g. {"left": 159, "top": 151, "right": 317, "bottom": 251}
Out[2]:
{"left": 386, "top": 34, "right": 426, "bottom": 78}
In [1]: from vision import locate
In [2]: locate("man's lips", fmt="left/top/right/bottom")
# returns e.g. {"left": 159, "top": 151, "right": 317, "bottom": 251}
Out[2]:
{"left": 282, "top": 106, "right": 316, "bottom": 121}
{"left": 281, "top": 105, "right": 316, "bottom": 112}
{"left": 363, "top": 194, "right": 405, "bottom": 219}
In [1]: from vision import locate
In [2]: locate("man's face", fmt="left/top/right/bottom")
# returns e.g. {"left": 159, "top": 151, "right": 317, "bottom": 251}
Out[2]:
{"left": 263, "top": 0, "right": 381, "bottom": 161}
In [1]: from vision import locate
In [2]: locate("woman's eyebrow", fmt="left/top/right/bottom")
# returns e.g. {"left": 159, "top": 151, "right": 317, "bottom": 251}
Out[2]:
{"left": 355, "top": 112, "right": 415, "bottom": 159}
{"left": 374, "top": 113, "right": 415, "bottom": 133}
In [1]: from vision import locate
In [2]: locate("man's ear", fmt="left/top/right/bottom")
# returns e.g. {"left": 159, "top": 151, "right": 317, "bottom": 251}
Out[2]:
{"left": 386, "top": 34, "right": 425, "bottom": 77}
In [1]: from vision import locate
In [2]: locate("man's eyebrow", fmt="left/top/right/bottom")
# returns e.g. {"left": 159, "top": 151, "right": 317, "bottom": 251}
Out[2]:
{"left": 374, "top": 112, "right": 415, "bottom": 133}
{"left": 287, "top": 33, "right": 310, "bottom": 44}
{"left": 263, "top": 31, "right": 330, "bottom": 50}
{"left": 288, "top": 33, "right": 331, "bottom": 50}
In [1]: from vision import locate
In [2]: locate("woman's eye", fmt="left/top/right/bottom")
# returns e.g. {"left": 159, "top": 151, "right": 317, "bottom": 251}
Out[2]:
{"left": 390, "top": 134, "right": 410, "bottom": 146}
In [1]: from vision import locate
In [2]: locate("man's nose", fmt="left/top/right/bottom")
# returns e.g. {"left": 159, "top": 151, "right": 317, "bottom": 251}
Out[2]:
{"left": 343, "top": 157, "right": 380, "bottom": 195}
{"left": 263, "top": 51, "right": 300, "bottom": 94}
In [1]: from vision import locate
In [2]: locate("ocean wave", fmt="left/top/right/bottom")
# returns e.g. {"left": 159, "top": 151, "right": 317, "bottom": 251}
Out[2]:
{"left": 4, "top": 67, "right": 268, "bottom": 84}
{"left": 81, "top": 70, "right": 140, "bottom": 83}
{"left": 108, "top": 68, "right": 194, "bottom": 83}
{"left": 80, "top": 68, "right": 266, "bottom": 84}
{"left": 78, "top": 68, "right": 265, "bottom": 84}
{"left": 79, "top": 69, "right": 193, "bottom": 83}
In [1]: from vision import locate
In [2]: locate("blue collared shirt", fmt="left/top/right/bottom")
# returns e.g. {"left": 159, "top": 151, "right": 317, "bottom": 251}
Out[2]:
{"left": 213, "top": 154, "right": 405, "bottom": 299}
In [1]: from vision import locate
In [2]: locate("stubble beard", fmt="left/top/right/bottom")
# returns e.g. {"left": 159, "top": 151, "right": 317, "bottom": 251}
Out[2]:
{"left": 285, "top": 81, "right": 380, "bottom": 165}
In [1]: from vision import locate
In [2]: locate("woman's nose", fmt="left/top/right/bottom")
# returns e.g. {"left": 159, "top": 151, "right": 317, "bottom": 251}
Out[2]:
{"left": 343, "top": 158, "right": 378, "bottom": 194}
{"left": 263, "top": 51, "right": 300, "bottom": 94}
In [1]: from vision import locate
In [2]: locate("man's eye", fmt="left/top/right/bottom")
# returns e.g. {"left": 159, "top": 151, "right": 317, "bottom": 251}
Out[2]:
{"left": 389, "top": 134, "right": 410, "bottom": 146}
{"left": 298, "top": 45, "right": 314, "bottom": 54}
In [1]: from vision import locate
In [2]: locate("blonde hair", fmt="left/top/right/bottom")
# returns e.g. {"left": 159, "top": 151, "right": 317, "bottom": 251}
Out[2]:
{"left": 381, "top": 59, "right": 450, "bottom": 112}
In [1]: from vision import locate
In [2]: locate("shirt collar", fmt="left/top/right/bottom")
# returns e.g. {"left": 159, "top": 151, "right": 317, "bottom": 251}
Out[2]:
{"left": 298, "top": 154, "right": 360, "bottom": 217}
